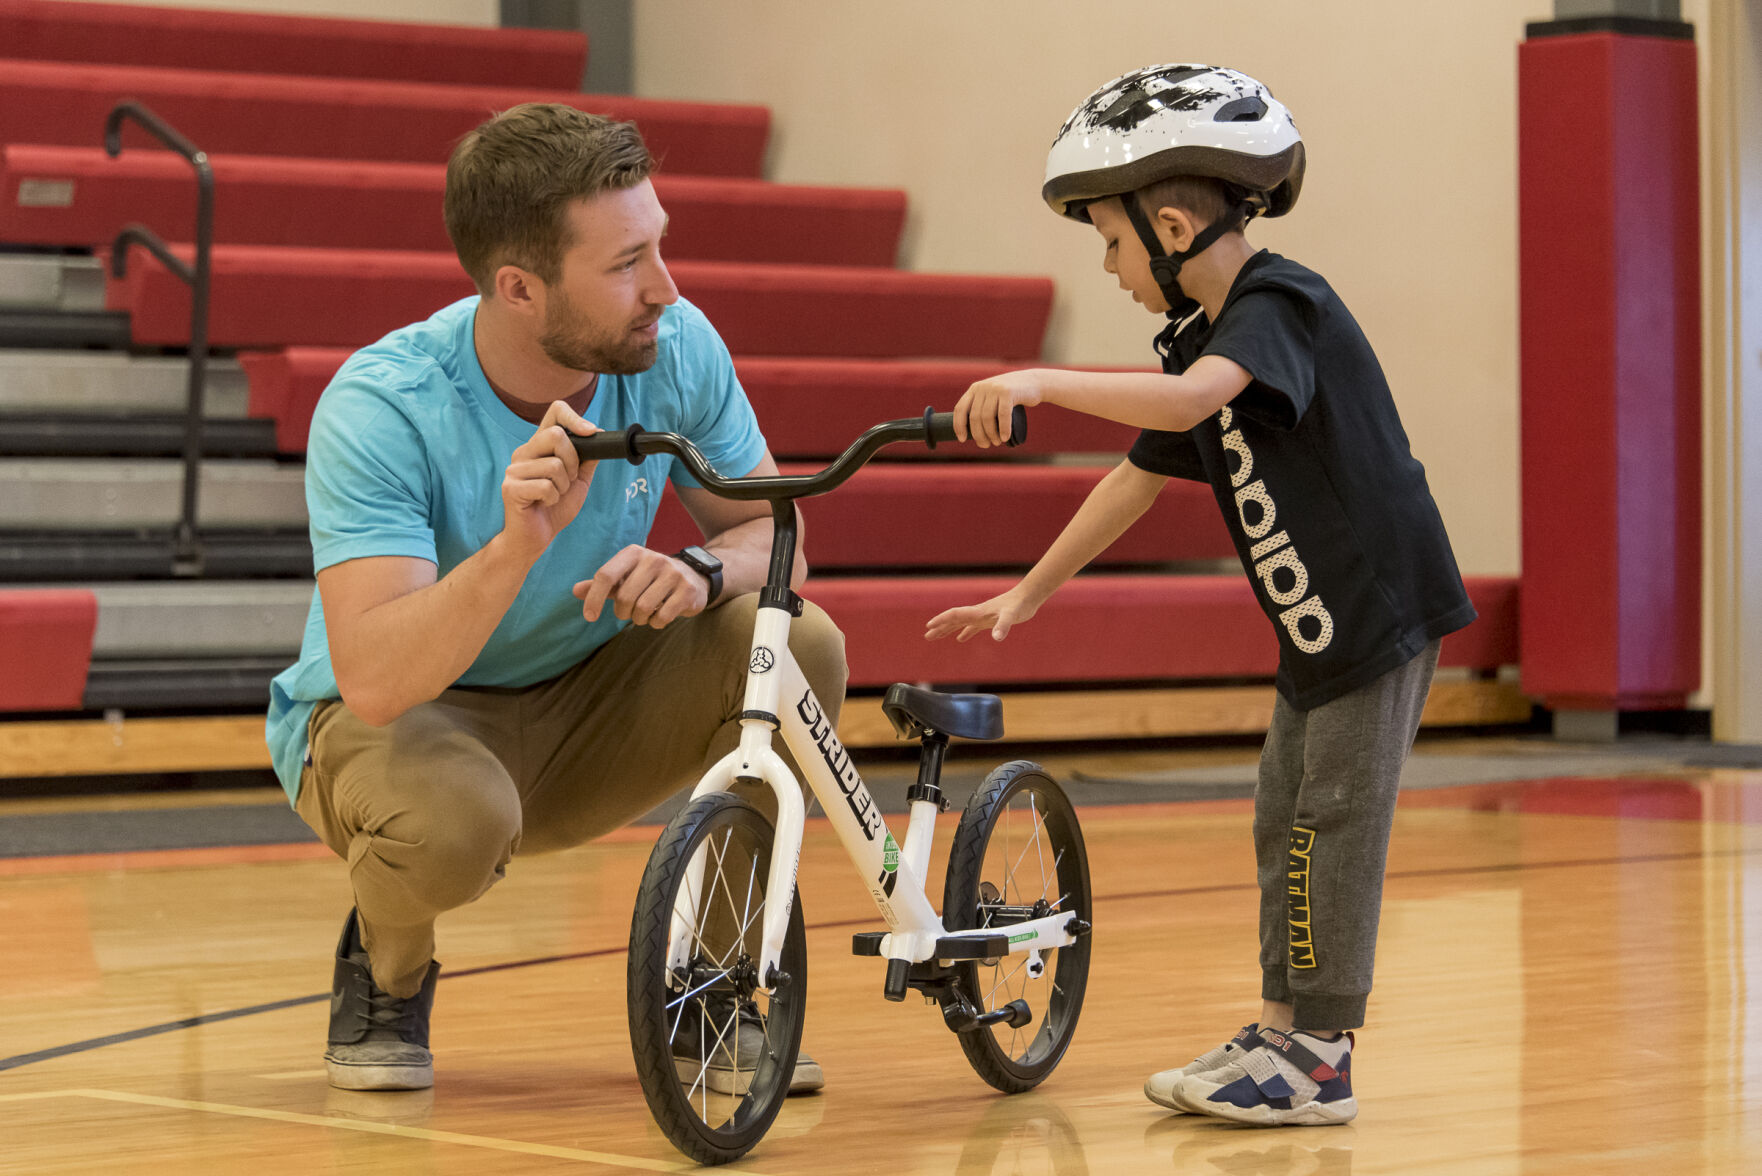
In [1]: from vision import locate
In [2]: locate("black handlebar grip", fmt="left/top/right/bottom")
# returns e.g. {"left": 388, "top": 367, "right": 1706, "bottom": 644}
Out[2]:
{"left": 922, "top": 407, "right": 958, "bottom": 449}
{"left": 1005, "top": 404, "right": 1028, "bottom": 448}
{"left": 570, "top": 423, "right": 646, "bottom": 465}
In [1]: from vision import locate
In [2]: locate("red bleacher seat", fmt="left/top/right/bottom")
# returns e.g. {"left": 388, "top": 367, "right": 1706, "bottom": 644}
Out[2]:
{"left": 0, "top": 145, "right": 906, "bottom": 265}
{"left": 0, "top": 0, "right": 586, "bottom": 88}
{"left": 239, "top": 349, "right": 1146, "bottom": 456}
{"left": 0, "top": 588, "right": 96, "bottom": 710}
{"left": 0, "top": 59, "right": 768, "bottom": 174}
{"left": 645, "top": 466, "right": 1235, "bottom": 568}
{"left": 109, "top": 245, "right": 1054, "bottom": 357}
{"left": 808, "top": 575, "right": 1520, "bottom": 688}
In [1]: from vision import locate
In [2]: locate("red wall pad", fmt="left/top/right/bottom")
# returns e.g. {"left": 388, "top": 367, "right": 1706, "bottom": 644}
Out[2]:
{"left": 644, "top": 466, "right": 1235, "bottom": 569}
{"left": 1518, "top": 21, "right": 1701, "bottom": 712}
{"left": 0, "top": 589, "right": 96, "bottom": 711}
{"left": 0, "top": 0, "right": 586, "bottom": 89}
{"left": 110, "top": 246, "right": 1053, "bottom": 359}
{"left": 237, "top": 350, "right": 1143, "bottom": 456}
{"left": 0, "top": 60, "right": 768, "bottom": 175}
{"left": 805, "top": 576, "right": 1519, "bottom": 689}
{"left": 0, "top": 146, "right": 906, "bottom": 266}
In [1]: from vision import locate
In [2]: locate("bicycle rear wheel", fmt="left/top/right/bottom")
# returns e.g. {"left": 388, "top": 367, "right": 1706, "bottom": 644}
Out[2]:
{"left": 627, "top": 792, "right": 807, "bottom": 1165}
{"left": 942, "top": 760, "right": 1092, "bottom": 1093}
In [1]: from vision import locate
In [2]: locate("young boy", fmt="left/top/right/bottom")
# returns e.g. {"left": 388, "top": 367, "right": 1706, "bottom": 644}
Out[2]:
{"left": 928, "top": 64, "right": 1476, "bottom": 1126}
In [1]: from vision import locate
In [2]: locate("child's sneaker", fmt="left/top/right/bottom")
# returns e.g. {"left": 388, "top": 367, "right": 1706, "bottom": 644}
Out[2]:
{"left": 1176, "top": 1028, "right": 1356, "bottom": 1126}
{"left": 1143, "top": 1023, "right": 1263, "bottom": 1111}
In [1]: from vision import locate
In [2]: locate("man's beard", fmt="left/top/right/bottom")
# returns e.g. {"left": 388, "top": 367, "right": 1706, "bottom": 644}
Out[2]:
{"left": 539, "top": 291, "right": 661, "bottom": 375}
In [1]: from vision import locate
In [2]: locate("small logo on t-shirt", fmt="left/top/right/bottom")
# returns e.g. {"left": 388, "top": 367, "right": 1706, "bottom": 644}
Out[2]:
{"left": 625, "top": 477, "right": 650, "bottom": 502}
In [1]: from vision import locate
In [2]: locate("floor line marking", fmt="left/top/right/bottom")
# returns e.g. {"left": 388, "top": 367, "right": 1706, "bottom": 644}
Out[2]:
{"left": 0, "top": 1089, "right": 74, "bottom": 1103}
{"left": 22, "top": 1088, "right": 764, "bottom": 1174}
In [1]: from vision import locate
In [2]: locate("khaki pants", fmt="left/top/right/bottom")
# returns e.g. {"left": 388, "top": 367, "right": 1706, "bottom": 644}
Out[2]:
{"left": 295, "top": 595, "right": 848, "bottom": 997}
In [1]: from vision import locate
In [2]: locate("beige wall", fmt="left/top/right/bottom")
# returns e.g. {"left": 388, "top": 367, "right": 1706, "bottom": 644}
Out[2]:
{"left": 634, "top": 0, "right": 1571, "bottom": 577}
{"left": 36, "top": 0, "right": 497, "bottom": 25}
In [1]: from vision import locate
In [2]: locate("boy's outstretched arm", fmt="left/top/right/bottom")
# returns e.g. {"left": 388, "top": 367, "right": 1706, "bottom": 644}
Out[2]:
{"left": 925, "top": 458, "right": 1168, "bottom": 642}
{"left": 955, "top": 358, "right": 1252, "bottom": 447}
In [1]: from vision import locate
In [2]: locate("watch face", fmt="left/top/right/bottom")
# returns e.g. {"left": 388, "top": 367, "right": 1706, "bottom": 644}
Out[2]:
{"left": 681, "top": 546, "right": 722, "bottom": 574}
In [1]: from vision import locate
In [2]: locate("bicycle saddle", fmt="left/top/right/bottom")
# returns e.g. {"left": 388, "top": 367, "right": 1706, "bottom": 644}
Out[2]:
{"left": 881, "top": 683, "right": 1004, "bottom": 742}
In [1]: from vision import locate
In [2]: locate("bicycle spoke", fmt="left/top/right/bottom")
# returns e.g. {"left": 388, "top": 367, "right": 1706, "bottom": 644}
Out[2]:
{"left": 1030, "top": 794, "right": 1048, "bottom": 892}
{"left": 983, "top": 955, "right": 1030, "bottom": 1007}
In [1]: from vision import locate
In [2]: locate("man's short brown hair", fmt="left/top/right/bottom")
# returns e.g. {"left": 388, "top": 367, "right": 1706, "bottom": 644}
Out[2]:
{"left": 445, "top": 103, "right": 654, "bottom": 292}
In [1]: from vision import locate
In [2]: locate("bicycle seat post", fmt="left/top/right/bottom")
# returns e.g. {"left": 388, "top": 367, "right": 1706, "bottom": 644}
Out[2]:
{"left": 896, "top": 731, "right": 950, "bottom": 926}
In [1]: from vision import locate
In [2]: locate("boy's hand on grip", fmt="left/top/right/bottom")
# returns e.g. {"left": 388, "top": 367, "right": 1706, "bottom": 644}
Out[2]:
{"left": 954, "top": 370, "right": 1041, "bottom": 448}
{"left": 925, "top": 587, "right": 1040, "bottom": 644}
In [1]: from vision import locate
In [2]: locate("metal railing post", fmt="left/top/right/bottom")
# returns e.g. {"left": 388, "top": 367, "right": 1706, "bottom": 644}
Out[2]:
{"left": 104, "top": 100, "right": 214, "bottom": 576}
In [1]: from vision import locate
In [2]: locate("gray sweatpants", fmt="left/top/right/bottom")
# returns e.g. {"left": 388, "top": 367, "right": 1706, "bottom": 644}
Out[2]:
{"left": 1255, "top": 642, "right": 1439, "bottom": 1030}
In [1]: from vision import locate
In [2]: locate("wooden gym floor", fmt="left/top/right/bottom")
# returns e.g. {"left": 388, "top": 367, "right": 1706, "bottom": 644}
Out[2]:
{"left": 2, "top": 736, "right": 1760, "bottom": 1174}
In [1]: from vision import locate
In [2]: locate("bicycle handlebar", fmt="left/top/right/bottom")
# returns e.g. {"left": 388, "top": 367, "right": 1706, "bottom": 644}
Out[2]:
{"left": 570, "top": 405, "right": 1026, "bottom": 501}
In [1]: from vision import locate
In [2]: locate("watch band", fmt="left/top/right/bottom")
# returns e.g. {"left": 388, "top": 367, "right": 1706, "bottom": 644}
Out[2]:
{"left": 673, "top": 545, "right": 723, "bottom": 605}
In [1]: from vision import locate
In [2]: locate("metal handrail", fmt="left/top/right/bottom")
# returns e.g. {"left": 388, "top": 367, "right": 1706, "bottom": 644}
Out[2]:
{"left": 105, "top": 100, "right": 214, "bottom": 575}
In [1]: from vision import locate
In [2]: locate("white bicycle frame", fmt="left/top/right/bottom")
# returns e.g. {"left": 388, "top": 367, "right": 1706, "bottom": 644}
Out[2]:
{"left": 667, "top": 603, "right": 1080, "bottom": 991}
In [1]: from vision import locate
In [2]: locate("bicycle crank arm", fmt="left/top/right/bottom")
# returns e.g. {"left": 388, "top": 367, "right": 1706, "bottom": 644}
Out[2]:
{"left": 940, "top": 996, "right": 1032, "bottom": 1034}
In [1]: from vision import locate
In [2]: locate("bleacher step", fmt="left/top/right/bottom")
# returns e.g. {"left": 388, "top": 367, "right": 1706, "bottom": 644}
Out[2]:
{"left": 0, "top": 349, "right": 245, "bottom": 414}
{"left": 0, "top": 253, "right": 103, "bottom": 311}
{"left": 0, "top": 306, "right": 128, "bottom": 348}
{"left": 0, "top": 458, "right": 302, "bottom": 528}
{"left": 2, "top": 58, "right": 770, "bottom": 175}
{"left": 111, "top": 246, "right": 1054, "bottom": 357}
{"left": 2, "top": 145, "right": 908, "bottom": 267}
{"left": 73, "top": 580, "right": 313, "bottom": 657}
{"left": 0, "top": 0, "right": 588, "bottom": 89}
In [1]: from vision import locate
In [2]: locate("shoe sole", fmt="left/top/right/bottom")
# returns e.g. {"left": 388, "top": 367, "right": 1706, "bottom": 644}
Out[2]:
{"left": 325, "top": 1059, "right": 433, "bottom": 1091}
{"left": 1178, "top": 1085, "right": 1357, "bottom": 1126}
{"left": 672, "top": 1059, "right": 824, "bottom": 1096}
{"left": 1143, "top": 1078, "right": 1191, "bottom": 1113}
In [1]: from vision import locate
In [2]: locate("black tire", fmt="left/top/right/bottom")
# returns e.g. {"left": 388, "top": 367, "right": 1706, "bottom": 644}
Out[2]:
{"left": 942, "top": 760, "right": 1091, "bottom": 1093}
{"left": 627, "top": 793, "right": 807, "bottom": 1165}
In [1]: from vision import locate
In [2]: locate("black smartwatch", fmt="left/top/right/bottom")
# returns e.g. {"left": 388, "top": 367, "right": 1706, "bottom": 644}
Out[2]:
{"left": 673, "top": 545, "right": 723, "bottom": 605}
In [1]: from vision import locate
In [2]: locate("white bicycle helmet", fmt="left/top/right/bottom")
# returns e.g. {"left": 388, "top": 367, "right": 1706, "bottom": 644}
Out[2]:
{"left": 1043, "top": 65, "right": 1305, "bottom": 316}
{"left": 1044, "top": 64, "right": 1304, "bottom": 221}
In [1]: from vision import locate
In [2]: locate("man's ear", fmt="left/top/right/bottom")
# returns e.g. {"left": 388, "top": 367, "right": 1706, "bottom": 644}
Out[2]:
{"left": 491, "top": 264, "right": 542, "bottom": 317}
{"left": 1154, "top": 205, "right": 1197, "bottom": 255}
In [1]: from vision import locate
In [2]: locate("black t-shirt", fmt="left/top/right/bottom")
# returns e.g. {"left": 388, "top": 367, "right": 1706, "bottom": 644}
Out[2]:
{"left": 1128, "top": 251, "right": 1476, "bottom": 709}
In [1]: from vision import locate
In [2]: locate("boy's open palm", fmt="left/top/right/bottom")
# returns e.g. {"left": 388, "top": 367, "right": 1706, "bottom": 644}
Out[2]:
{"left": 501, "top": 401, "right": 600, "bottom": 560}
{"left": 925, "top": 588, "right": 1040, "bottom": 643}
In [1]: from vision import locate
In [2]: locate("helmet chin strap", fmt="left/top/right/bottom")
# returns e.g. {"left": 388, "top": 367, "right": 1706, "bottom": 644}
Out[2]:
{"left": 1120, "top": 193, "right": 1249, "bottom": 320}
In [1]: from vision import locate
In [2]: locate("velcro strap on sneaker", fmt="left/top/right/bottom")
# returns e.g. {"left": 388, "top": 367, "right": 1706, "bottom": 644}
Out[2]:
{"left": 1231, "top": 1024, "right": 1264, "bottom": 1049}
{"left": 1259, "top": 1028, "right": 1342, "bottom": 1082}
{"left": 1238, "top": 1047, "right": 1299, "bottom": 1101}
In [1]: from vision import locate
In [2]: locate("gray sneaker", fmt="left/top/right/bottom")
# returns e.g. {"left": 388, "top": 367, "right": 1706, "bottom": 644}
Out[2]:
{"left": 671, "top": 993, "right": 823, "bottom": 1095}
{"left": 324, "top": 909, "right": 438, "bottom": 1091}
{"left": 1144, "top": 1023, "right": 1263, "bottom": 1111}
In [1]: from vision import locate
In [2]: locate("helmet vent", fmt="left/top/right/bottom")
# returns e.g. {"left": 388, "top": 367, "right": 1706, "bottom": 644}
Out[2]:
{"left": 1214, "top": 96, "right": 1268, "bottom": 123}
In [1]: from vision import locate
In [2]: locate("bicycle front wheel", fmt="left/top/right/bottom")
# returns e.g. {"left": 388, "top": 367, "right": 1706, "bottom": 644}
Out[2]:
{"left": 942, "top": 760, "right": 1092, "bottom": 1093}
{"left": 627, "top": 793, "right": 807, "bottom": 1166}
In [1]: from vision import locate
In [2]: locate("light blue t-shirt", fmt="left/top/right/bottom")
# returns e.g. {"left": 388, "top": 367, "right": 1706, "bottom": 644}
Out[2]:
{"left": 265, "top": 295, "right": 767, "bottom": 802}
